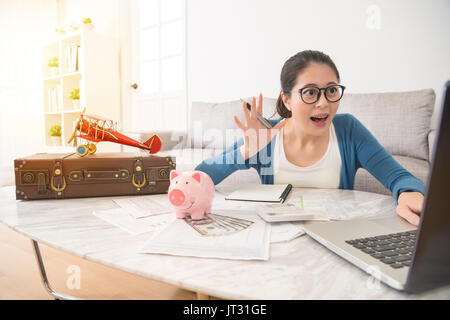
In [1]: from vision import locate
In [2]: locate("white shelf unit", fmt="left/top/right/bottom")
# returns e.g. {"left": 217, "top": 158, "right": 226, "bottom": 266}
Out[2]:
{"left": 42, "top": 29, "right": 121, "bottom": 153}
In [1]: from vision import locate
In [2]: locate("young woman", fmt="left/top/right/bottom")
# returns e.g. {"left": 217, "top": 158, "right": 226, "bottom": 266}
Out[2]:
{"left": 195, "top": 50, "right": 425, "bottom": 226}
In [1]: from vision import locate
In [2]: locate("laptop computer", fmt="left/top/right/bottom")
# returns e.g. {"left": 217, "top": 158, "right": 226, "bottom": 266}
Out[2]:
{"left": 302, "top": 81, "right": 450, "bottom": 294}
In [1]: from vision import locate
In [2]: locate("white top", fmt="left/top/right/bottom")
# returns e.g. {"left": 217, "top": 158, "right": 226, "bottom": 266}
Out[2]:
{"left": 273, "top": 123, "right": 342, "bottom": 188}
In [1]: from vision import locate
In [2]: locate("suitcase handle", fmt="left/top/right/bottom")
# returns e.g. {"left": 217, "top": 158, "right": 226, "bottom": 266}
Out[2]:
{"left": 69, "top": 169, "right": 130, "bottom": 181}
{"left": 85, "top": 169, "right": 130, "bottom": 180}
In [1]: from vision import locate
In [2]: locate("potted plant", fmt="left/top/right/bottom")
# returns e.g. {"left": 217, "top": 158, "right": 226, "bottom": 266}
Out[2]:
{"left": 68, "top": 23, "right": 79, "bottom": 32}
{"left": 48, "top": 56, "right": 59, "bottom": 76}
{"left": 81, "top": 17, "right": 94, "bottom": 30}
{"left": 69, "top": 88, "right": 80, "bottom": 109}
{"left": 49, "top": 124, "right": 62, "bottom": 146}
{"left": 55, "top": 27, "right": 66, "bottom": 35}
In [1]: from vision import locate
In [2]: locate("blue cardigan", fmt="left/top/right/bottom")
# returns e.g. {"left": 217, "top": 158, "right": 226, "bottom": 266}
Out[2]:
{"left": 195, "top": 114, "right": 425, "bottom": 202}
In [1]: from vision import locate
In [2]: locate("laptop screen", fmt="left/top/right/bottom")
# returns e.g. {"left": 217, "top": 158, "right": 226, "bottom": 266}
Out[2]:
{"left": 406, "top": 81, "right": 450, "bottom": 293}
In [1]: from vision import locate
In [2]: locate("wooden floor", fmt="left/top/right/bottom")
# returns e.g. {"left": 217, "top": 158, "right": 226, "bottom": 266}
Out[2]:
{"left": 0, "top": 222, "right": 212, "bottom": 300}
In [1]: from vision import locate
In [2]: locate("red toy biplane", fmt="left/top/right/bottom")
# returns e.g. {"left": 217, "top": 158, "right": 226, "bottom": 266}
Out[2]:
{"left": 67, "top": 108, "right": 162, "bottom": 157}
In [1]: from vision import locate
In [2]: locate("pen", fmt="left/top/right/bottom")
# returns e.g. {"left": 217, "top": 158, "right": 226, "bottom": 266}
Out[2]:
{"left": 279, "top": 184, "right": 293, "bottom": 203}
{"left": 240, "top": 98, "right": 273, "bottom": 129}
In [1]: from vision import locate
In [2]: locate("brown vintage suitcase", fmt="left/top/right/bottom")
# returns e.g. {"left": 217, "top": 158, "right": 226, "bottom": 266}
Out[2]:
{"left": 14, "top": 152, "right": 176, "bottom": 200}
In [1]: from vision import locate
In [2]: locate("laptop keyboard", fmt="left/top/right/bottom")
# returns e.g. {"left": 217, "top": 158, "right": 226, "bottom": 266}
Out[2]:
{"left": 345, "top": 230, "right": 417, "bottom": 269}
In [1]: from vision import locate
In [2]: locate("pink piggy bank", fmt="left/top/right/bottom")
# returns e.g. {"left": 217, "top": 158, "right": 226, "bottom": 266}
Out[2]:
{"left": 168, "top": 170, "right": 215, "bottom": 220}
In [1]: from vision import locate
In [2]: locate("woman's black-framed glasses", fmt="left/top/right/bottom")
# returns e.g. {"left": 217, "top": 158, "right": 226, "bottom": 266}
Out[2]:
{"left": 298, "top": 85, "right": 346, "bottom": 104}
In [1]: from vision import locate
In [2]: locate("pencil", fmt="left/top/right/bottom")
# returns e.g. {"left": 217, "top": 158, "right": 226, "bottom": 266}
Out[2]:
{"left": 240, "top": 98, "right": 273, "bottom": 129}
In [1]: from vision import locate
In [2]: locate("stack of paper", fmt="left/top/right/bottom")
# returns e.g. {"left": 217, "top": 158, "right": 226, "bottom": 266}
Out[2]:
{"left": 92, "top": 194, "right": 174, "bottom": 235}
{"left": 112, "top": 195, "right": 172, "bottom": 218}
{"left": 92, "top": 194, "right": 308, "bottom": 261}
{"left": 324, "top": 195, "right": 396, "bottom": 220}
{"left": 93, "top": 208, "right": 174, "bottom": 235}
{"left": 139, "top": 209, "right": 271, "bottom": 260}
{"left": 225, "top": 183, "right": 292, "bottom": 203}
{"left": 270, "top": 222, "right": 305, "bottom": 243}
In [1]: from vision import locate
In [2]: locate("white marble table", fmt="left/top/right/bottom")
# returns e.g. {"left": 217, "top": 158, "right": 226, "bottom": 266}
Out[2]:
{"left": 1, "top": 185, "right": 449, "bottom": 300}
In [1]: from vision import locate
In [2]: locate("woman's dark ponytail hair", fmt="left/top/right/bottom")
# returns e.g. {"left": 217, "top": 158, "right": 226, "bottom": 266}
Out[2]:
{"left": 276, "top": 50, "right": 340, "bottom": 118}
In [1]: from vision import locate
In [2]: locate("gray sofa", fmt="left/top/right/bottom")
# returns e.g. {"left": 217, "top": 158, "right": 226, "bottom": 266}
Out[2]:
{"left": 136, "top": 88, "right": 436, "bottom": 196}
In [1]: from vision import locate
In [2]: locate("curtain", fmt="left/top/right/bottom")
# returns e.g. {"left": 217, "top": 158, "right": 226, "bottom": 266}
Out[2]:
{"left": 0, "top": 0, "right": 57, "bottom": 186}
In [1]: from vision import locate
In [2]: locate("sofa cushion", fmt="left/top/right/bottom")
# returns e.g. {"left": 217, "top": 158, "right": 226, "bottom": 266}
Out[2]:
{"left": 125, "top": 130, "right": 188, "bottom": 152}
{"left": 159, "top": 147, "right": 261, "bottom": 186}
{"left": 162, "top": 147, "right": 428, "bottom": 196}
{"left": 215, "top": 166, "right": 261, "bottom": 187}
{"left": 428, "top": 129, "right": 437, "bottom": 162}
{"left": 188, "top": 97, "right": 278, "bottom": 150}
{"left": 159, "top": 148, "right": 219, "bottom": 173}
{"left": 354, "top": 155, "right": 430, "bottom": 196}
{"left": 338, "top": 89, "right": 435, "bottom": 161}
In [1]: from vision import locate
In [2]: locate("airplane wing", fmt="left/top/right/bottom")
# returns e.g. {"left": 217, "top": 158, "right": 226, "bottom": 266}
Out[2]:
{"left": 77, "top": 134, "right": 103, "bottom": 143}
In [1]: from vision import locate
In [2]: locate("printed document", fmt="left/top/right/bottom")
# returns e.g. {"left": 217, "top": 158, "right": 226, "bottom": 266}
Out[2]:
{"left": 140, "top": 209, "right": 271, "bottom": 260}
{"left": 225, "top": 183, "right": 291, "bottom": 202}
{"left": 93, "top": 208, "right": 175, "bottom": 235}
{"left": 269, "top": 222, "right": 305, "bottom": 243}
{"left": 113, "top": 195, "right": 172, "bottom": 218}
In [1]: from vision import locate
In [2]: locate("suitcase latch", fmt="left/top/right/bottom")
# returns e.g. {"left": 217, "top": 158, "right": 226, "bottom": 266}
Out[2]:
{"left": 132, "top": 160, "right": 146, "bottom": 191}
{"left": 146, "top": 168, "right": 157, "bottom": 186}
{"left": 37, "top": 172, "right": 50, "bottom": 195}
{"left": 51, "top": 162, "right": 66, "bottom": 195}
{"left": 144, "top": 168, "right": 157, "bottom": 192}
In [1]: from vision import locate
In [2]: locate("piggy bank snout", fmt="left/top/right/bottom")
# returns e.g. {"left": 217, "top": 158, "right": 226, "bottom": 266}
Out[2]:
{"left": 168, "top": 189, "right": 186, "bottom": 207}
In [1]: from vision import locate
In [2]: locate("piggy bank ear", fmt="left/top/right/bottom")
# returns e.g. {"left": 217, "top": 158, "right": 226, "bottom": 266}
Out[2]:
{"left": 192, "top": 172, "right": 201, "bottom": 183}
{"left": 170, "top": 170, "right": 179, "bottom": 181}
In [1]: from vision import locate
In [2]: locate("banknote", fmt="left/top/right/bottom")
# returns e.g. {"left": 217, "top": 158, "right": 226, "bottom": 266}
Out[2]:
{"left": 184, "top": 213, "right": 254, "bottom": 236}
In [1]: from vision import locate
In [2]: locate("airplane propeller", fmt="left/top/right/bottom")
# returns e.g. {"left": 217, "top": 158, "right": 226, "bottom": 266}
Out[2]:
{"left": 67, "top": 107, "right": 86, "bottom": 146}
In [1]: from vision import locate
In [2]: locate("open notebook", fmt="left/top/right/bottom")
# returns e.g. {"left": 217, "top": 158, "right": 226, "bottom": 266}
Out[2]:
{"left": 225, "top": 183, "right": 293, "bottom": 203}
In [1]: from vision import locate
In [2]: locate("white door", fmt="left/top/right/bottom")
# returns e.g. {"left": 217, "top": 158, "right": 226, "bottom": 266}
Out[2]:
{"left": 120, "top": 0, "right": 187, "bottom": 133}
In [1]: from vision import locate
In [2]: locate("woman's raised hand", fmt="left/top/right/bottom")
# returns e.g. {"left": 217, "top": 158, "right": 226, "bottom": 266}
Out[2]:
{"left": 233, "top": 93, "right": 286, "bottom": 161}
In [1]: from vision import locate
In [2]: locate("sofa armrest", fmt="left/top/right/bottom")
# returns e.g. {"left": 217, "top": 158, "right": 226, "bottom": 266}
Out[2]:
{"left": 428, "top": 129, "right": 437, "bottom": 162}
{"left": 124, "top": 130, "right": 188, "bottom": 151}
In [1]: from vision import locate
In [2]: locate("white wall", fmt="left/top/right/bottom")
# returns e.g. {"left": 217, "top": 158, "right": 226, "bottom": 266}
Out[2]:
{"left": 57, "top": 0, "right": 450, "bottom": 129}
{"left": 58, "top": 0, "right": 120, "bottom": 39}
{"left": 0, "top": 0, "right": 57, "bottom": 186}
{"left": 187, "top": 0, "right": 450, "bottom": 128}
{"left": 58, "top": 0, "right": 125, "bottom": 127}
